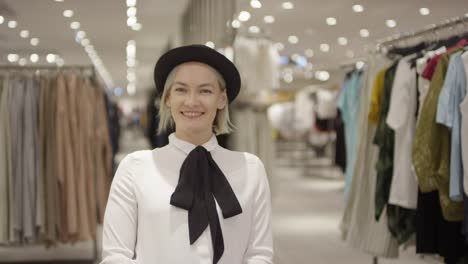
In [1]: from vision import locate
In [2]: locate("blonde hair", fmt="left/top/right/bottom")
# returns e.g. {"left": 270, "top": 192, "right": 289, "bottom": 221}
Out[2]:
{"left": 157, "top": 63, "right": 235, "bottom": 135}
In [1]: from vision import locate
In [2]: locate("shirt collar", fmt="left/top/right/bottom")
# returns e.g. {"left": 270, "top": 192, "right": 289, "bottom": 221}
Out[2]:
{"left": 169, "top": 132, "right": 218, "bottom": 154}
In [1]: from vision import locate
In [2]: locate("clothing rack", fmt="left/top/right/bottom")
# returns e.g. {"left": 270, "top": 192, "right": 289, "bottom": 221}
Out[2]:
{"left": 0, "top": 65, "right": 100, "bottom": 263}
{"left": 376, "top": 13, "right": 468, "bottom": 49}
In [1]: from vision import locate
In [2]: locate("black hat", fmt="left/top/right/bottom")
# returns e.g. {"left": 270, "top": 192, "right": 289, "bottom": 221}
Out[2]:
{"left": 154, "top": 44, "right": 241, "bottom": 103}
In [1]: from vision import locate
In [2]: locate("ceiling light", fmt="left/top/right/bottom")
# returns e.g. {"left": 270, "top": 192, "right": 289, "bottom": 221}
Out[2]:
{"left": 359, "top": 28, "right": 370, "bottom": 37}
{"left": 127, "top": 7, "right": 137, "bottom": 17}
{"left": 249, "top": 26, "right": 260, "bottom": 34}
{"left": 81, "top": 38, "right": 90, "bottom": 46}
{"left": 126, "top": 0, "right": 136, "bottom": 7}
{"left": 127, "top": 60, "right": 136, "bottom": 67}
{"left": 355, "top": 61, "right": 365, "bottom": 69}
{"left": 7, "top": 54, "right": 19, "bottom": 63}
{"left": 30, "top": 38, "right": 39, "bottom": 46}
{"left": 63, "top": 10, "right": 74, "bottom": 18}
{"left": 283, "top": 72, "right": 293, "bottom": 83}
{"left": 127, "top": 72, "right": 136, "bottom": 82}
{"left": 19, "top": 58, "right": 27, "bottom": 66}
{"left": 0, "top": 16, "right": 5, "bottom": 25}
{"left": 55, "top": 0, "right": 64, "bottom": 2}
{"left": 320, "top": 43, "right": 330, "bottom": 52}
{"left": 264, "top": 15, "right": 275, "bottom": 23}
{"left": 8, "top": 20, "right": 17, "bottom": 28}
{"left": 338, "top": 37, "right": 348, "bottom": 45}
{"left": 205, "top": 41, "right": 215, "bottom": 48}
{"left": 56, "top": 57, "right": 65, "bottom": 67}
{"left": 238, "top": 11, "right": 251, "bottom": 22}
{"left": 70, "top": 21, "right": 80, "bottom": 29}
{"left": 326, "top": 17, "right": 337, "bottom": 26}
{"left": 76, "top": 30, "right": 86, "bottom": 39}
{"left": 282, "top": 2, "right": 294, "bottom": 10}
{"left": 275, "top": 42, "right": 284, "bottom": 51}
{"left": 386, "top": 19, "right": 396, "bottom": 28}
{"left": 352, "top": 4, "right": 364, "bottom": 12}
{"left": 305, "top": 49, "right": 314, "bottom": 57}
{"left": 127, "top": 83, "right": 136, "bottom": 95}
{"left": 127, "top": 16, "right": 137, "bottom": 26}
{"left": 251, "top": 0, "right": 262, "bottom": 8}
{"left": 46, "top": 54, "right": 56, "bottom": 63}
{"left": 30, "top": 54, "right": 39, "bottom": 63}
{"left": 346, "top": 50, "right": 355, "bottom": 58}
{"left": 231, "top": 19, "right": 241, "bottom": 28}
{"left": 419, "top": 7, "right": 430, "bottom": 16}
{"left": 132, "top": 23, "right": 142, "bottom": 31}
{"left": 288, "top": 35, "right": 298, "bottom": 44}
{"left": 20, "top": 30, "right": 30, "bottom": 38}
{"left": 315, "top": 71, "right": 330, "bottom": 81}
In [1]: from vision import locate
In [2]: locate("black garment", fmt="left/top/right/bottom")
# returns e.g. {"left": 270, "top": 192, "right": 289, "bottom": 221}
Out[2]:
{"left": 416, "top": 190, "right": 467, "bottom": 264}
{"left": 170, "top": 146, "right": 243, "bottom": 264}
{"left": 334, "top": 110, "right": 346, "bottom": 173}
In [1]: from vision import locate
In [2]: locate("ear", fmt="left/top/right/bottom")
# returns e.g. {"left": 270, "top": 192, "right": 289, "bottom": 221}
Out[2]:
{"left": 217, "top": 91, "right": 227, "bottom": 110}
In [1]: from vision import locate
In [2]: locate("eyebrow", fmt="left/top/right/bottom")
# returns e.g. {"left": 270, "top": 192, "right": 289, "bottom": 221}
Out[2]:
{"left": 173, "top": 81, "right": 215, "bottom": 88}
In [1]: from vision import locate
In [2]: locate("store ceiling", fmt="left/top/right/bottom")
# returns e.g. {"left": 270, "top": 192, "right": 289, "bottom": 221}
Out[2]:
{"left": 1, "top": 0, "right": 468, "bottom": 99}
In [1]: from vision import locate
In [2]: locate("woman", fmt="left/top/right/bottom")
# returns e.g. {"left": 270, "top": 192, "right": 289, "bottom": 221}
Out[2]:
{"left": 100, "top": 45, "right": 274, "bottom": 264}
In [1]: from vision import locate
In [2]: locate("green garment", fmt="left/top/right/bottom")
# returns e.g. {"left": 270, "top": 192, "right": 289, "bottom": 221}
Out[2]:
{"left": 412, "top": 48, "right": 464, "bottom": 222}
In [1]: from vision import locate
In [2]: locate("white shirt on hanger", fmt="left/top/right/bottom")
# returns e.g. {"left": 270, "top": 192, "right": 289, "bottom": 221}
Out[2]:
{"left": 460, "top": 50, "right": 468, "bottom": 196}
{"left": 386, "top": 55, "right": 418, "bottom": 209}
{"left": 100, "top": 133, "right": 273, "bottom": 264}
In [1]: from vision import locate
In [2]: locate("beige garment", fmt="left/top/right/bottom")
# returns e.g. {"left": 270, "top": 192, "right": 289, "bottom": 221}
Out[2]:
{"left": 0, "top": 76, "right": 12, "bottom": 244}
{"left": 73, "top": 75, "right": 91, "bottom": 241}
{"left": 92, "top": 82, "right": 113, "bottom": 223}
{"left": 36, "top": 77, "right": 47, "bottom": 241}
{"left": 82, "top": 78, "right": 97, "bottom": 238}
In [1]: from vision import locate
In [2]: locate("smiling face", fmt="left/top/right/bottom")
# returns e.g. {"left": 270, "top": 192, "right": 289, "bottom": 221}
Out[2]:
{"left": 165, "top": 62, "right": 227, "bottom": 142}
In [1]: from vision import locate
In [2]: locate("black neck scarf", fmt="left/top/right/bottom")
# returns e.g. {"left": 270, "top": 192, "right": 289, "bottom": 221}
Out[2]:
{"left": 170, "top": 145, "right": 243, "bottom": 264}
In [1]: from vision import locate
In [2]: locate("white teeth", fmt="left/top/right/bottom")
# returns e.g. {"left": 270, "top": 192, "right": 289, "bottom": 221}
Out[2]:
{"left": 182, "top": 111, "right": 202, "bottom": 117}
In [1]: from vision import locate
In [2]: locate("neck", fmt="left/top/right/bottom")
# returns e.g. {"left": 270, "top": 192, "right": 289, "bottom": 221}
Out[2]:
{"left": 175, "top": 129, "right": 214, "bottom": 146}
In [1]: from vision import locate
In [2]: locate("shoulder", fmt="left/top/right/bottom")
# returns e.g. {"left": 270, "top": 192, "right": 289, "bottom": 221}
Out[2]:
{"left": 214, "top": 147, "right": 266, "bottom": 174}
{"left": 116, "top": 150, "right": 154, "bottom": 172}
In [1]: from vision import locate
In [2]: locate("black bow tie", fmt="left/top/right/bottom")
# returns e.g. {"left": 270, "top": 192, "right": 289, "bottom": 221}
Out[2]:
{"left": 170, "top": 145, "right": 243, "bottom": 264}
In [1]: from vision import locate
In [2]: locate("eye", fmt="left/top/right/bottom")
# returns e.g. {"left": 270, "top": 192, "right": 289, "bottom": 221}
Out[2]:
{"left": 201, "top": 89, "right": 213, "bottom": 94}
{"left": 174, "top": 87, "right": 186, "bottom": 92}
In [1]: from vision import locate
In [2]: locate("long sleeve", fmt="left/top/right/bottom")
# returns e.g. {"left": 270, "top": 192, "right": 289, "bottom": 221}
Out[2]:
{"left": 243, "top": 157, "right": 274, "bottom": 264}
{"left": 100, "top": 155, "right": 138, "bottom": 264}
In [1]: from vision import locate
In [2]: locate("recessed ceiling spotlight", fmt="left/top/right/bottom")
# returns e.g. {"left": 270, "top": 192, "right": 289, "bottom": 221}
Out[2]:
{"left": 320, "top": 43, "right": 330, "bottom": 52}
{"left": 55, "top": 0, "right": 64, "bottom": 2}
{"left": 0, "top": 16, "right": 4, "bottom": 24}
{"left": 288, "top": 35, "right": 299, "bottom": 44}
{"left": 46, "top": 54, "right": 56, "bottom": 63}
{"left": 127, "top": 7, "right": 137, "bottom": 17}
{"left": 30, "top": 38, "right": 39, "bottom": 46}
{"left": 352, "top": 4, "right": 364, "bottom": 12}
{"left": 7, "top": 20, "right": 17, "bottom": 28}
{"left": 81, "top": 38, "right": 90, "bottom": 46}
{"left": 282, "top": 2, "right": 294, "bottom": 10}
{"left": 419, "top": 7, "right": 430, "bottom": 16}
{"left": 326, "top": 17, "right": 337, "bottom": 26}
{"left": 355, "top": 61, "right": 365, "bottom": 69}
{"left": 76, "top": 30, "right": 86, "bottom": 39}
{"left": 359, "top": 28, "right": 370, "bottom": 37}
{"left": 132, "top": 23, "right": 142, "bottom": 31}
{"left": 7, "top": 54, "right": 19, "bottom": 63}
{"left": 305, "top": 49, "right": 314, "bottom": 57}
{"left": 127, "top": 16, "right": 137, "bottom": 26}
{"left": 231, "top": 19, "right": 241, "bottom": 28}
{"left": 30, "top": 54, "right": 39, "bottom": 63}
{"left": 70, "top": 21, "right": 80, "bottom": 29}
{"left": 264, "top": 15, "right": 275, "bottom": 23}
{"left": 205, "top": 41, "right": 215, "bottom": 48}
{"left": 63, "top": 10, "right": 74, "bottom": 18}
{"left": 386, "top": 19, "right": 397, "bottom": 28}
{"left": 251, "top": 0, "right": 262, "bottom": 9}
{"left": 19, "top": 58, "right": 27, "bottom": 66}
{"left": 20, "top": 30, "right": 30, "bottom": 38}
{"left": 126, "top": 0, "right": 136, "bottom": 7}
{"left": 338, "top": 37, "right": 348, "bottom": 45}
{"left": 249, "top": 26, "right": 260, "bottom": 33}
{"left": 238, "top": 11, "right": 251, "bottom": 22}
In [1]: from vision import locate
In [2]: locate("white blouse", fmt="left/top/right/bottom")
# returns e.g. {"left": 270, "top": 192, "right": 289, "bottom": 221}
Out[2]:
{"left": 100, "top": 133, "right": 274, "bottom": 264}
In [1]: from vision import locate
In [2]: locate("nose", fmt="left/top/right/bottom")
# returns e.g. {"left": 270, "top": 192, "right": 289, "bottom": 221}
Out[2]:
{"left": 184, "top": 90, "right": 200, "bottom": 107}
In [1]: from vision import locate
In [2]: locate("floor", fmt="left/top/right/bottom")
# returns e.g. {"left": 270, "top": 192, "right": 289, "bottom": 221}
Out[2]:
{"left": 114, "top": 127, "right": 438, "bottom": 264}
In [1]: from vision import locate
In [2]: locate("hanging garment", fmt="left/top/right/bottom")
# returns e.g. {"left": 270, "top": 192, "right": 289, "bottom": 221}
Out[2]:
{"left": 413, "top": 48, "right": 464, "bottom": 222}
{"left": 338, "top": 70, "right": 363, "bottom": 197}
{"left": 461, "top": 50, "right": 468, "bottom": 196}
{"left": 0, "top": 76, "right": 12, "bottom": 244}
{"left": 368, "top": 68, "right": 386, "bottom": 124}
{"left": 341, "top": 55, "right": 399, "bottom": 258}
{"left": 436, "top": 51, "right": 466, "bottom": 202}
{"left": 386, "top": 55, "right": 418, "bottom": 209}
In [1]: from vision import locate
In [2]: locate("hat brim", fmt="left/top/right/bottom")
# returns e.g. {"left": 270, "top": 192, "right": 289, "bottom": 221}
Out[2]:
{"left": 154, "top": 45, "right": 241, "bottom": 103}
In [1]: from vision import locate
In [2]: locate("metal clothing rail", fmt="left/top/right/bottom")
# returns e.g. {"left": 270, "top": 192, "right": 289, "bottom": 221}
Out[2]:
{"left": 376, "top": 13, "right": 468, "bottom": 48}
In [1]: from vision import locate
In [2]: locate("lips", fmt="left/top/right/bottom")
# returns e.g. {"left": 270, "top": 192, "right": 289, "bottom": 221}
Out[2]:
{"left": 181, "top": 111, "right": 204, "bottom": 118}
